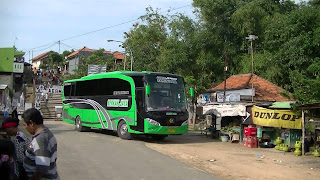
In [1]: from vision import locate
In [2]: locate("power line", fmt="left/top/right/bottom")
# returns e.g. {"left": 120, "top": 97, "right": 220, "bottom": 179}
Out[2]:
{"left": 32, "top": 43, "right": 57, "bottom": 52}
{"left": 27, "top": 42, "right": 57, "bottom": 51}
{"left": 25, "top": 4, "right": 192, "bottom": 52}
{"left": 60, "top": 42, "right": 80, "bottom": 50}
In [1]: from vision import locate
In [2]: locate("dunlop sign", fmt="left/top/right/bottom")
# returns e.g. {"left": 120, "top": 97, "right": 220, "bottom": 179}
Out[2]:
{"left": 252, "top": 106, "right": 302, "bottom": 129}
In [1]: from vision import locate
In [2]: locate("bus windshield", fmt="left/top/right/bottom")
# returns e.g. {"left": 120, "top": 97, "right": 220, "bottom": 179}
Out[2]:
{"left": 145, "top": 75, "right": 187, "bottom": 112}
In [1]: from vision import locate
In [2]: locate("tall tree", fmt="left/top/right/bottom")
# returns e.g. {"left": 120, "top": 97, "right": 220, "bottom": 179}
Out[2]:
{"left": 124, "top": 7, "right": 168, "bottom": 72}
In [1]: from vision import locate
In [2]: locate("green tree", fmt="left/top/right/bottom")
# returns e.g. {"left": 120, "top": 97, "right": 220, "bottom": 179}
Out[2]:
{"left": 47, "top": 51, "right": 62, "bottom": 69}
{"left": 124, "top": 7, "right": 168, "bottom": 72}
{"left": 263, "top": 2, "right": 320, "bottom": 102}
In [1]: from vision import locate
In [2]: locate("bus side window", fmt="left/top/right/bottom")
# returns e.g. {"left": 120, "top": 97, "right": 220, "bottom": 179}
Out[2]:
{"left": 64, "top": 85, "right": 71, "bottom": 99}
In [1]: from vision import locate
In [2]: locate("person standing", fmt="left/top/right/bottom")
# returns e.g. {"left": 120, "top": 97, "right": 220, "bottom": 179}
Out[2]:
{"left": 1, "top": 117, "right": 31, "bottom": 180}
{"left": 4, "top": 106, "right": 10, "bottom": 119}
{"left": 22, "top": 108, "right": 59, "bottom": 180}
{"left": 0, "top": 139, "right": 19, "bottom": 180}
{"left": 11, "top": 106, "right": 18, "bottom": 119}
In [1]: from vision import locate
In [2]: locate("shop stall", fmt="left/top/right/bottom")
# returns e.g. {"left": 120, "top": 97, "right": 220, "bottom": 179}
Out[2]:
{"left": 202, "top": 103, "right": 246, "bottom": 141}
{"left": 251, "top": 105, "right": 302, "bottom": 149}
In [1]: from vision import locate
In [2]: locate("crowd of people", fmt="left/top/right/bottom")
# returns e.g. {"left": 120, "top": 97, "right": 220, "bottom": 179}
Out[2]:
{"left": 0, "top": 108, "right": 59, "bottom": 180}
{"left": 33, "top": 68, "right": 61, "bottom": 86}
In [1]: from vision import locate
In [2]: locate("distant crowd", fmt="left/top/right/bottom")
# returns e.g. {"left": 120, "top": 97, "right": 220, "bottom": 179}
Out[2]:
{"left": 33, "top": 67, "right": 62, "bottom": 86}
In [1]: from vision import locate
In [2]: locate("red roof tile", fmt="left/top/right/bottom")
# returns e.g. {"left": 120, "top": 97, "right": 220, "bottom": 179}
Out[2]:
{"left": 113, "top": 51, "right": 124, "bottom": 60}
{"left": 210, "top": 73, "right": 293, "bottom": 102}
{"left": 66, "top": 46, "right": 111, "bottom": 59}
{"left": 32, "top": 51, "right": 50, "bottom": 61}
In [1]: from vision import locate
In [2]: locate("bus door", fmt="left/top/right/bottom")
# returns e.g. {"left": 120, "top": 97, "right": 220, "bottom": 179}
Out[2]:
{"left": 135, "top": 87, "right": 145, "bottom": 132}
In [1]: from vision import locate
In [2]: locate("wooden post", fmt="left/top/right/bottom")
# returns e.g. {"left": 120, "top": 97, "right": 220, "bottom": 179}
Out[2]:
{"left": 302, "top": 110, "right": 305, "bottom": 155}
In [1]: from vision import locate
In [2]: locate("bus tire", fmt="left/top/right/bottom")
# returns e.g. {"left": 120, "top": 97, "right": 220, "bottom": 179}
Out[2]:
{"left": 75, "top": 116, "right": 85, "bottom": 132}
{"left": 117, "top": 121, "right": 132, "bottom": 140}
{"left": 151, "top": 135, "right": 167, "bottom": 141}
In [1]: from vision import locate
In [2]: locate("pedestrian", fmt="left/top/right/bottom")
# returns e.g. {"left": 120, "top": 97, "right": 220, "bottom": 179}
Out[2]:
{"left": 22, "top": 108, "right": 59, "bottom": 180}
{"left": 45, "top": 91, "right": 49, "bottom": 106}
{"left": 33, "top": 68, "right": 37, "bottom": 76}
{"left": 1, "top": 117, "right": 30, "bottom": 180}
{"left": 4, "top": 106, "right": 10, "bottom": 119}
{"left": 11, "top": 106, "right": 18, "bottom": 119}
{"left": 0, "top": 139, "right": 19, "bottom": 180}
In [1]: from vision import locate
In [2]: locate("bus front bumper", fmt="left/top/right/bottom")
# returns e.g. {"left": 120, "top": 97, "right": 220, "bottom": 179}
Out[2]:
{"left": 144, "top": 120, "right": 188, "bottom": 135}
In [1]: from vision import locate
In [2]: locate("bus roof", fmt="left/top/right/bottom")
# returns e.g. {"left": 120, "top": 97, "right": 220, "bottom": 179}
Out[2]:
{"left": 63, "top": 71, "right": 183, "bottom": 83}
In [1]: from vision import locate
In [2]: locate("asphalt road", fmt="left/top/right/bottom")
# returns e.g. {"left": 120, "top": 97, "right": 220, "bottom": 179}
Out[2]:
{"left": 43, "top": 121, "right": 219, "bottom": 180}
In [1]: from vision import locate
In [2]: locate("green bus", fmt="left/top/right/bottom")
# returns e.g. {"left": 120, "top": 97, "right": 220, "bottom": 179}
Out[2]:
{"left": 62, "top": 71, "right": 193, "bottom": 140}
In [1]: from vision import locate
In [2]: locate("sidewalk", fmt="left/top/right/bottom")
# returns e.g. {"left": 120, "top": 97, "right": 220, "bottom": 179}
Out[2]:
{"left": 146, "top": 132, "right": 320, "bottom": 180}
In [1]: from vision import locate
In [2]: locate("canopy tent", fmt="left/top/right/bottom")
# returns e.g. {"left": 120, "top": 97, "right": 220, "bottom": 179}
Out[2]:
{"left": 269, "top": 101, "right": 295, "bottom": 109}
{"left": 202, "top": 104, "right": 246, "bottom": 131}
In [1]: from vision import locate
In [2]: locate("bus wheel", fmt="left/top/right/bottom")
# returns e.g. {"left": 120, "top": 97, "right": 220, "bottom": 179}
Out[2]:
{"left": 117, "top": 121, "right": 132, "bottom": 140}
{"left": 151, "top": 135, "right": 167, "bottom": 141}
{"left": 75, "top": 116, "right": 85, "bottom": 132}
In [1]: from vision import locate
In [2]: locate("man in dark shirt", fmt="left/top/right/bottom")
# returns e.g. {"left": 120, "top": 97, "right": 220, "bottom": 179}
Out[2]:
{"left": 22, "top": 108, "right": 59, "bottom": 180}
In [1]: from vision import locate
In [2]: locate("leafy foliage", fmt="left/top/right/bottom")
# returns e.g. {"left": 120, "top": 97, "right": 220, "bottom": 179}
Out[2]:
{"left": 121, "top": 0, "right": 320, "bottom": 104}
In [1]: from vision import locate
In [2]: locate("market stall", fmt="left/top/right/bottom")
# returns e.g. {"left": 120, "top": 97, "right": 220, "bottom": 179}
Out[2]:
{"left": 251, "top": 105, "right": 302, "bottom": 149}
{"left": 298, "top": 102, "right": 320, "bottom": 155}
{"left": 202, "top": 104, "right": 246, "bottom": 141}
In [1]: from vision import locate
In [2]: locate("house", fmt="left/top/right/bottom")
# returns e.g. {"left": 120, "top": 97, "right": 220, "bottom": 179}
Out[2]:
{"left": 198, "top": 74, "right": 294, "bottom": 132}
{"left": 65, "top": 46, "right": 124, "bottom": 74}
{"left": 113, "top": 51, "right": 125, "bottom": 64}
{"left": 0, "top": 47, "right": 25, "bottom": 90}
{"left": 31, "top": 51, "right": 50, "bottom": 69}
{"left": 0, "top": 47, "right": 26, "bottom": 112}
{"left": 206, "top": 73, "right": 293, "bottom": 104}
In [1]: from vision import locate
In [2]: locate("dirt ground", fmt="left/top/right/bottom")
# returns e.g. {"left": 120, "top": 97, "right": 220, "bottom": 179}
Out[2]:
{"left": 145, "top": 132, "right": 320, "bottom": 180}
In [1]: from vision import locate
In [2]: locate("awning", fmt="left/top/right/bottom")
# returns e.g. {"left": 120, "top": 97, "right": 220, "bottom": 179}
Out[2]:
{"left": 269, "top": 101, "right": 295, "bottom": 109}
{"left": 0, "top": 84, "right": 8, "bottom": 90}
{"left": 203, "top": 104, "right": 246, "bottom": 117}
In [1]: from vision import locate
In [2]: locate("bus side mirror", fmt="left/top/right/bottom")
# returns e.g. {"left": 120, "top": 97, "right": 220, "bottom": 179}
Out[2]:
{"left": 146, "top": 85, "right": 150, "bottom": 96}
{"left": 190, "top": 88, "right": 194, "bottom": 97}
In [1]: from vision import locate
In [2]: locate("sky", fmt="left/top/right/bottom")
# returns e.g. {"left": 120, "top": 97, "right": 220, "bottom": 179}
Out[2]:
{"left": 0, "top": 0, "right": 194, "bottom": 62}
{"left": 0, "top": 0, "right": 305, "bottom": 63}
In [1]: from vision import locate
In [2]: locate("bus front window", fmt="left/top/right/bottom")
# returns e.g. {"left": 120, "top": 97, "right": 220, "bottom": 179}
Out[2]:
{"left": 146, "top": 75, "right": 187, "bottom": 112}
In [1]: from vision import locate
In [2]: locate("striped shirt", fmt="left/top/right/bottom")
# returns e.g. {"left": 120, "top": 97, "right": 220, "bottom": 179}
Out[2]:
{"left": 24, "top": 127, "right": 59, "bottom": 180}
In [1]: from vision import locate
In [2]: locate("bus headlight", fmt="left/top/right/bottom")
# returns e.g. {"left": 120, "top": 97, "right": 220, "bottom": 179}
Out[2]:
{"left": 181, "top": 120, "right": 188, "bottom": 126}
{"left": 146, "top": 118, "right": 160, "bottom": 126}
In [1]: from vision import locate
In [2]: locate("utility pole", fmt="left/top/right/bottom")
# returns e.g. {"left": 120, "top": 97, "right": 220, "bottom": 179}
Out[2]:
{"left": 223, "top": 48, "right": 228, "bottom": 102}
{"left": 107, "top": 40, "right": 133, "bottom": 71}
{"left": 123, "top": 52, "right": 126, "bottom": 71}
{"left": 245, "top": 35, "right": 258, "bottom": 102}
{"left": 58, "top": 40, "right": 60, "bottom": 53}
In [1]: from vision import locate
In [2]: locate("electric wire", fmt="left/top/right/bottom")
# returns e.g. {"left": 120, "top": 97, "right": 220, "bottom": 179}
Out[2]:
{"left": 32, "top": 43, "right": 57, "bottom": 52}
{"left": 25, "top": 5, "right": 192, "bottom": 52}
{"left": 60, "top": 42, "right": 80, "bottom": 50}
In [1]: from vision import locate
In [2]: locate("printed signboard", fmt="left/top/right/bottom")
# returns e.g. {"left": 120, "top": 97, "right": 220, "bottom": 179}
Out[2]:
{"left": 252, "top": 106, "right": 302, "bottom": 129}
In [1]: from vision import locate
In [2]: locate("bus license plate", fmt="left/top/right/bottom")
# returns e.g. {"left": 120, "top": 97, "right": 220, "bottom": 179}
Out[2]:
{"left": 167, "top": 129, "right": 175, "bottom": 133}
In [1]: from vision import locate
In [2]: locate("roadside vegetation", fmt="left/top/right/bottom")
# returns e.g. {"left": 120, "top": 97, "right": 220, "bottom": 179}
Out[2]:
{"left": 44, "top": 0, "right": 320, "bottom": 105}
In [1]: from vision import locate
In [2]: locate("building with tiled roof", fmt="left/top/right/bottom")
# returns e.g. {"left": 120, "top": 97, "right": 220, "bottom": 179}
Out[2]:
{"left": 206, "top": 73, "right": 293, "bottom": 103}
{"left": 31, "top": 51, "right": 50, "bottom": 69}
{"left": 113, "top": 51, "right": 125, "bottom": 60}
{"left": 66, "top": 46, "right": 124, "bottom": 74}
